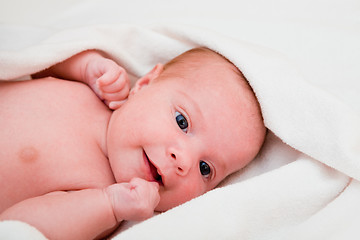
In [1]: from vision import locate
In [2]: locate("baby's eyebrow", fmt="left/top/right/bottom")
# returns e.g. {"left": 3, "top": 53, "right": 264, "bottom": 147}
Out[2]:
{"left": 176, "top": 89, "right": 203, "bottom": 121}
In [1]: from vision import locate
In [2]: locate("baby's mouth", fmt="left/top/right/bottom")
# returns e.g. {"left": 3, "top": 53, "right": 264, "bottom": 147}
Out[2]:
{"left": 143, "top": 150, "right": 163, "bottom": 186}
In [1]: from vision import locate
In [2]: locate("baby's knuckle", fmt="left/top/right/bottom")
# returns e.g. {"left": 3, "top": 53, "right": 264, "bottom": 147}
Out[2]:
{"left": 118, "top": 66, "right": 126, "bottom": 72}
{"left": 135, "top": 205, "right": 153, "bottom": 219}
{"left": 137, "top": 199, "right": 151, "bottom": 210}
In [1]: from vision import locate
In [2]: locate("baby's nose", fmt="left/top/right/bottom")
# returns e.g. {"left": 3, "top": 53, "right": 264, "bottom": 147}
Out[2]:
{"left": 169, "top": 150, "right": 192, "bottom": 176}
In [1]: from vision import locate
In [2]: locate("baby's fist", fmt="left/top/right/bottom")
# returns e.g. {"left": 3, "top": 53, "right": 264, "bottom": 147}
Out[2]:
{"left": 105, "top": 178, "right": 160, "bottom": 222}
{"left": 85, "top": 57, "right": 130, "bottom": 110}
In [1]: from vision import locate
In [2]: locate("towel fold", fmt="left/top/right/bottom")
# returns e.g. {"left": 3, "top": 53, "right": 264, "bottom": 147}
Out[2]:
{"left": 1, "top": 19, "right": 359, "bottom": 240}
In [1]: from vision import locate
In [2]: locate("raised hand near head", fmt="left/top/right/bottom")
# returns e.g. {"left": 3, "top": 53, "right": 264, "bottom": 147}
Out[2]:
{"left": 85, "top": 57, "right": 130, "bottom": 110}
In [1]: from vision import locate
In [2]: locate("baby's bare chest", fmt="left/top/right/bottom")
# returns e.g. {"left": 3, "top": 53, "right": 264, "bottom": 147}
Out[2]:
{"left": 0, "top": 78, "right": 114, "bottom": 210}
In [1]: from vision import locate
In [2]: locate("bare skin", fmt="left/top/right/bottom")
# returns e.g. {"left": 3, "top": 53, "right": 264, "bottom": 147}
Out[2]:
{"left": 0, "top": 78, "right": 162, "bottom": 239}
{"left": 0, "top": 48, "right": 266, "bottom": 239}
{"left": 0, "top": 78, "right": 116, "bottom": 239}
{"left": 0, "top": 51, "right": 159, "bottom": 239}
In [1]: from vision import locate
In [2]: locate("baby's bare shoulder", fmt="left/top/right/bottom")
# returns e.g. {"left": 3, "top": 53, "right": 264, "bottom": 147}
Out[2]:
{"left": 1, "top": 77, "right": 96, "bottom": 102}
{"left": 1, "top": 77, "right": 111, "bottom": 116}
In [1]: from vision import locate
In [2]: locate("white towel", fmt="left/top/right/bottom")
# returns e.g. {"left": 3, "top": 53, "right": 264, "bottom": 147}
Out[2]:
{"left": 0, "top": 7, "right": 359, "bottom": 240}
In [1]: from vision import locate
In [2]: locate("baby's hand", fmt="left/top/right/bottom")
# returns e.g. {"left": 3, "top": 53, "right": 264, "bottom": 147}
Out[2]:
{"left": 84, "top": 57, "right": 130, "bottom": 110}
{"left": 105, "top": 178, "right": 160, "bottom": 222}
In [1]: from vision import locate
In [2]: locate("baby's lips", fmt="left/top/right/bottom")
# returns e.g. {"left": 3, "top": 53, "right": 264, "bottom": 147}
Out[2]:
{"left": 157, "top": 167, "right": 166, "bottom": 187}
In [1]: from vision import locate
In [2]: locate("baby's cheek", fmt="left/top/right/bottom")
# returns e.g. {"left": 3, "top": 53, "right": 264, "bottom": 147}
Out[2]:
{"left": 156, "top": 184, "right": 204, "bottom": 211}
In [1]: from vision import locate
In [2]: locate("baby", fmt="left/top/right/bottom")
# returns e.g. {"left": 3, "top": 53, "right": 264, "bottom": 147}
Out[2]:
{"left": 0, "top": 47, "right": 266, "bottom": 239}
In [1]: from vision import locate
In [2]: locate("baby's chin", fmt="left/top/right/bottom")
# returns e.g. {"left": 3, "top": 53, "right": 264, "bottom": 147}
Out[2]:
{"left": 154, "top": 198, "right": 180, "bottom": 212}
{"left": 155, "top": 203, "right": 172, "bottom": 212}
{"left": 155, "top": 194, "right": 197, "bottom": 212}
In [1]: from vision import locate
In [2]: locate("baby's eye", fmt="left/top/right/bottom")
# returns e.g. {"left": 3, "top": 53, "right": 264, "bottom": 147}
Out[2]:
{"left": 199, "top": 161, "right": 211, "bottom": 178}
{"left": 175, "top": 111, "right": 188, "bottom": 133}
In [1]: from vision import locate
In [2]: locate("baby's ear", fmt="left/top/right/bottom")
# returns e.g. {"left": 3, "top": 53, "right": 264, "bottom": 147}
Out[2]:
{"left": 130, "top": 63, "right": 164, "bottom": 96}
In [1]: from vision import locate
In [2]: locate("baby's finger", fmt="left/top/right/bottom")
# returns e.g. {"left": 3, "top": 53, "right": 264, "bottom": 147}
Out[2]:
{"left": 100, "top": 74, "right": 129, "bottom": 94}
{"left": 151, "top": 181, "right": 160, "bottom": 190}
{"left": 109, "top": 100, "right": 127, "bottom": 110}
{"left": 97, "top": 70, "right": 120, "bottom": 88}
{"left": 101, "top": 87, "right": 129, "bottom": 102}
{"left": 103, "top": 99, "right": 122, "bottom": 110}
{"left": 147, "top": 181, "right": 160, "bottom": 192}
{"left": 149, "top": 182, "right": 160, "bottom": 208}
{"left": 131, "top": 178, "right": 160, "bottom": 192}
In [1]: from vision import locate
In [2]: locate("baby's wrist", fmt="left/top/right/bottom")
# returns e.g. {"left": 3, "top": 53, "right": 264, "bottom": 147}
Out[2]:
{"left": 103, "top": 186, "right": 123, "bottom": 223}
{"left": 81, "top": 51, "right": 105, "bottom": 84}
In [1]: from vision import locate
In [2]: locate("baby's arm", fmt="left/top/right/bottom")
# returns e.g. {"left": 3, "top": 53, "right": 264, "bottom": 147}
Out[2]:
{"left": 32, "top": 50, "right": 130, "bottom": 109}
{"left": 0, "top": 178, "right": 159, "bottom": 240}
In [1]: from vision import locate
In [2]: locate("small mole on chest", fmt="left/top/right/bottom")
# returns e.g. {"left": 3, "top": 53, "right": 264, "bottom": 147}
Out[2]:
{"left": 18, "top": 146, "right": 39, "bottom": 163}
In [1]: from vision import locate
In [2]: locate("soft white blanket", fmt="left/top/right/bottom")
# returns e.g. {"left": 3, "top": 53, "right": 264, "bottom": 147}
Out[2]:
{"left": 0, "top": 1, "right": 359, "bottom": 239}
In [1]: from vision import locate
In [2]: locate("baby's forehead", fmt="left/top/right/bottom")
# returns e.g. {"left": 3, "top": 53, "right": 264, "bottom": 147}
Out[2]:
{"left": 175, "top": 49, "right": 236, "bottom": 70}
{"left": 163, "top": 49, "right": 241, "bottom": 85}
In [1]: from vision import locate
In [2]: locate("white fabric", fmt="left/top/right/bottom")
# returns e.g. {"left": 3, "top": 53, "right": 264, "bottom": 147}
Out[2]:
{"left": 0, "top": 0, "right": 359, "bottom": 239}
{"left": 0, "top": 220, "right": 47, "bottom": 240}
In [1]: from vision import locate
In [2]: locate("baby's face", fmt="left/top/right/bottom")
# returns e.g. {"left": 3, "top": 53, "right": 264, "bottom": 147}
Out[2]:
{"left": 107, "top": 51, "right": 265, "bottom": 211}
